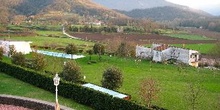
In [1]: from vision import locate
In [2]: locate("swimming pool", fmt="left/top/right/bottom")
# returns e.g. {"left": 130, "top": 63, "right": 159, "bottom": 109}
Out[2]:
{"left": 36, "top": 50, "right": 85, "bottom": 59}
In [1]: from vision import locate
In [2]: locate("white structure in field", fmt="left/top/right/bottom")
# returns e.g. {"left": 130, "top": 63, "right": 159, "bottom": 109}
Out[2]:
{"left": 0, "top": 40, "right": 32, "bottom": 56}
{"left": 136, "top": 44, "right": 200, "bottom": 67}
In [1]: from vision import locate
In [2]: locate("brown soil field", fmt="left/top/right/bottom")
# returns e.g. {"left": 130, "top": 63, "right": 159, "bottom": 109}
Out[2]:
{"left": 71, "top": 32, "right": 217, "bottom": 45}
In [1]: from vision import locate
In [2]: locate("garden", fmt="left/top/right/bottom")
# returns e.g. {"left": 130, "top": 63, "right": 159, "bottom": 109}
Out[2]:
{"left": 0, "top": 29, "right": 220, "bottom": 110}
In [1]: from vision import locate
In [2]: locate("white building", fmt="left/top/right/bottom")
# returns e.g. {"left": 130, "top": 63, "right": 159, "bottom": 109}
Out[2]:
{"left": 136, "top": 44, "right": 200, "bottom": 67}
{"left": 0, "top": 40, "right": 32, "bottom": 56}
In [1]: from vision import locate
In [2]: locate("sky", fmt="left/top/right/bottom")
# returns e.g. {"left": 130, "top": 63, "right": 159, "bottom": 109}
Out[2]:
{"left": 166, "top": 0, "right": 220, "bottom": 15}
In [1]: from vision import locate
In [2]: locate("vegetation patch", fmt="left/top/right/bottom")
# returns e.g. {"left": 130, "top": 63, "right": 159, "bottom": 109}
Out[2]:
{"left": 167, "top": 33, "right": 214, "bottom": 40}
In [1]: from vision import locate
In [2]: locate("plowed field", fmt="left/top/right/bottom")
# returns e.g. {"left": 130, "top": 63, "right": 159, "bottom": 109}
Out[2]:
{"left": 71, "top": 33, "right": 216, "bottom": 45}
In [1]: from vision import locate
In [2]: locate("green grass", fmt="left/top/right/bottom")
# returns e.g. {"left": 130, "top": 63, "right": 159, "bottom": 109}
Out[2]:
{"left": 172, "top": 43, "right": 215, "bottom": 54}
{"left": 0, "top": 72, "right": 92, "bottom": 110}
{"left": 33, "top": 54, "right": 220, "bottom": 110}
{"left": 1, "top": 30, "right": 219, "bottom": 110}
{"left": 76, "top": 56, "right": 220, "bottom": 110}
{"left": 167, "top": 33, "right": 214, "bottom": 40}
{"left": 0, "top": 35, "right": 94, "bottom": 48}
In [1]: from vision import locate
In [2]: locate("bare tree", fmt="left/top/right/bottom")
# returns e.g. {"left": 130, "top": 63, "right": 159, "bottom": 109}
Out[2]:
{"left": 185, "top": 83, "right": 203, "bottom": 110}
{"left": 139, "top": 78, "right": 160, "bottom": 108}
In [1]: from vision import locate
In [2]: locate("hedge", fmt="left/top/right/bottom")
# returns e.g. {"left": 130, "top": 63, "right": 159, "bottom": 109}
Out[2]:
{"left": 0, "top": 61, "right": 165, "bottom": 110}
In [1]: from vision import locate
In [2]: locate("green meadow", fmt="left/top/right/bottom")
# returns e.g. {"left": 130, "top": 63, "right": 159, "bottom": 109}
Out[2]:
{"left": 167, "top": 33, "right": 214, "bottom": 40}
{"left": 1, "top": 30, "right": 220, "bottom": 110}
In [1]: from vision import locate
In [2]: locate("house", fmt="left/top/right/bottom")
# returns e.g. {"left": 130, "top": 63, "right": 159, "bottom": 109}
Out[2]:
{"left": 136, "top": 44, "right": 200, "bottom": 67}
{"left": 0, "top": 40, "right": 32, "bottom": 56}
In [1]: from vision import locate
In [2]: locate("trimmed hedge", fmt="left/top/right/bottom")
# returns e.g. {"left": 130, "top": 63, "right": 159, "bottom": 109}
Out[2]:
{"left": 0, "top": 61, "right": 165, "bottom": 110}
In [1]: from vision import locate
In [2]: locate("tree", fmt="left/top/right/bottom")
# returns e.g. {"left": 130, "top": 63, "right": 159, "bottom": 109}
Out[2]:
{"left": 65, "top": 43, "right": 78, "bottom": 59}
{"left": 87, "top": 49, "right": 93, "bottom": 61}
{"left": 139, "top": 78, "right": 160, "bottom": 108}
{"left": 185, "top": 83, "right": 203, "bottom": 110}
{"left": 101, "top": 67, "right": 123, "bottom": 90}
{"left": 93, "top": 43, "right": 105, "bottom": 61}
{"left": 8, "top": 45, "right": 16, "bottom": 57}
{"left": 31, "top": 52, "right": 46, "bottom": 71}
{"left": 0, "top": 47, "right": 3, "bottom": 60}
{"left": 11, "top": 52, "right": 25, "bottom": 66}
{"left": 60, "top": 61, "right": 82, "bottom": 83}
{"left": 116, "top": 42, "right": 129, "bottom": 57}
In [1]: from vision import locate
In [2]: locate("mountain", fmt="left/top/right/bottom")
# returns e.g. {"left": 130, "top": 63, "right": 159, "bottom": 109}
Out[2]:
{"left": 119, "top": 6, "right": 212, "bottom": 21}
{"left": 92, "top": 0, "right": 179, "bottom": 11}
{"left": 0, "top": 0, "right": 128, "bottom": 24}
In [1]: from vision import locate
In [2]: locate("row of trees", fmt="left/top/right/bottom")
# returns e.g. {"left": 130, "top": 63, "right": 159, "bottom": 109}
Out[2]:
{"left": 179, "top": 18, "right": 220, "bottom": 32}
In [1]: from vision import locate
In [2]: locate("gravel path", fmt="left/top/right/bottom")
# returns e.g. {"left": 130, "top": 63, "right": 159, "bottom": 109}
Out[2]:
{"left": 0, "top": 104, "right": 32, "bottom": 110}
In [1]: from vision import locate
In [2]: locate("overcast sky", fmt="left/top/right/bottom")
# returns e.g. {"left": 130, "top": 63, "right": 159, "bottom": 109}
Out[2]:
{"left": 166, "top": 0, "right": 220, "bottom": 15}
{"left": 166, "top": 0, "right": 220, "bottom": 9}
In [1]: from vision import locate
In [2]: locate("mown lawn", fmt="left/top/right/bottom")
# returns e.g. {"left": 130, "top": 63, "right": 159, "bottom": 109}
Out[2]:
{"left": 0, "top": 72, "right": 92, "bottom": 110}
{"left": 30, "top": 54, "right": 220, "bottom": 110}
{"left": 73, "top": 55, "right": 220, "bottom": 110}
{"left": 1, "top": 30, "right": 220, "bottom": 110}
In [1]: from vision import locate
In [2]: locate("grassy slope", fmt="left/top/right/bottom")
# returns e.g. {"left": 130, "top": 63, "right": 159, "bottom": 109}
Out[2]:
{"left": 1, "top": 30, "right": 219, "bottom": 110}
{"left": 0, "top": 72, "right": 92, "bottom": 110}
{"left": 74, "top": 55, "right": 220, "bottom": 110}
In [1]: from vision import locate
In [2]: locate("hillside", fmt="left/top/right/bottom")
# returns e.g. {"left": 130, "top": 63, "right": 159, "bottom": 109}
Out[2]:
{"left": 92, "top": 0, "right": 178, "bottom": 11}
{"left": 119, "top": 6, "right": 212, "bottom": 21}
{"left": 0, "top": 0, "right": 128, "bottom": 24}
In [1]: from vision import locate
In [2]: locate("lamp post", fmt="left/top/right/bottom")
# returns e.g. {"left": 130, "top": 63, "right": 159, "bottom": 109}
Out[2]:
{"left": 53, "top": 74, "right": 60, "bottom": 110}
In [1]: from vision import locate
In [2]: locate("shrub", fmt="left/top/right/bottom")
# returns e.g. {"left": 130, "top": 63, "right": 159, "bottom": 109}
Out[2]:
{"left": 8, "top": 45, "right": 16, "bottom": 57}
{"left": 11, "top": 52, "right": 25, "bottom": 66}
{"left": 140, "top": 78, "right": 160, "bottom": 108}
{"left": 65, "top": 43, "right": 78, "bottom": 54}
{"left": 31, "top": 52, "right": 46, "bottom": 71}
{"left": 60, "top": 61, "right": 82, "bottom": 83}
{"left": 101, "top": 67, "right": 123, "bottom": 90}
{"left": 0, "top": 47, "right": 3, "bottom": 60}
{"left": 93, "top": 43, "right": 105, "bottom": 61}
{"left": 93, "top": 43, "right": 105, "bottom": 55}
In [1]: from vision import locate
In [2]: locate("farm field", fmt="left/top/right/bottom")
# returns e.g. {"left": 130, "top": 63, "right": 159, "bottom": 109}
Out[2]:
{"left": 0, "top": 72, "right": 92, "bottom": 110}
{"left": 167, "top": 33, "right": 214, "bottom": 40}
{"left": 1, "top": 30, "right": 220, "bottom": 110}
{"left": 70, "top": 32, "right": 217, "bottom": 45}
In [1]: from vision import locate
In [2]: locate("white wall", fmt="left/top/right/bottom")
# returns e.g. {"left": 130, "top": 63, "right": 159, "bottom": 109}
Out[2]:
{"left": 0, "top": 40, "right": 32, "bottom": 56}
{"left": 136, "top": 46, "right": 152, "bottom": 58}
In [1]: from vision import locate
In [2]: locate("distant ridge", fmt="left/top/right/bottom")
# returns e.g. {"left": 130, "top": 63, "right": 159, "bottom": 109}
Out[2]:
{"left": 0, "top": 0, "right": 128, "bottom": 24}
{"left": 119, "top": 6, "right": 212, "bottom": 21}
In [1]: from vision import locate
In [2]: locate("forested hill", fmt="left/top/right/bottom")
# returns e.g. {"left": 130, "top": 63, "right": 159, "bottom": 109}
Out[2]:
{"left": 119, "top": 6, "right": 212, "bottom": 21}
{"left": 0, "top": 0, "right": 128, "bottom": 24}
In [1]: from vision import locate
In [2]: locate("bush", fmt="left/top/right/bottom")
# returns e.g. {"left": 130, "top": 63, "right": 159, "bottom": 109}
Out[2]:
{"left": 65, "top": 43, "right": 78, "bottom": 54}
{"left": 93, "top": 43, "right": 105, "bottom": 55}
{"left": 60, "top": 61, "right": 82, "bottom": 83}
{"left": 31, "top": 52, "right": 46, "bottom": 71}
{"left": 101, "top": 67, "right": 123, "bottom": 90}
{"left": 8, "top": 45, "right": 16, "bottom": 57}
{"left": 0, "top": 47, "right": 3, "bottom": 60}
{"left": 11, "top": 52, "right": 25, "bottom": 66}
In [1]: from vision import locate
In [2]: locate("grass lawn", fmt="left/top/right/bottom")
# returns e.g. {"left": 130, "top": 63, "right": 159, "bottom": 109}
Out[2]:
{"left": 167, "top": 33, "right": 214, "bottom": 40}
{"left": 34, "top": 54, "right": 220, "bottom": 110}
{"left": 0, "top": 34, "right": 94, "bottom": 51}
{"left": 79, "top": 56, "right": 220, "bottom": 110}
{"left": 1, "top": 30, "right": 220, "bottom": 110}
{"left": 0, "top": 72, "right": 92, "bottom": 110}
{"left": 172, "top": 43, "right": 215, "bottom": 54}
